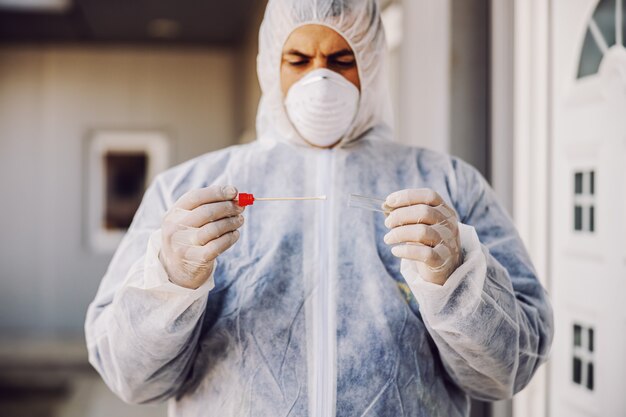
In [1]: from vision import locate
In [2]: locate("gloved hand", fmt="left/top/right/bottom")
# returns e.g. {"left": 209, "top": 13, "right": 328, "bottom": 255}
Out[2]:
{"left": 383, "top": 189, "right": 462, "bottom": 286}
{"left": 159, "top": 185, "right": 245, "bottom": 290}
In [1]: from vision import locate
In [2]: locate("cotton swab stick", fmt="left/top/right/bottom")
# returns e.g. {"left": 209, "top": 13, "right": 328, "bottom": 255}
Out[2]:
{"left": 237, "top": 193, "right": 327, "bottom": 207}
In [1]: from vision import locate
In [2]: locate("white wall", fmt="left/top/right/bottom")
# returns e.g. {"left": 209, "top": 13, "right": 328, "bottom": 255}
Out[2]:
{"left": 0, "top": 45, "right": 237, "bottom": 335}
{"left": 235, "top": 0, "right": 267, "bottom": 144}
{"left": 398, "top": 0, "right": 490, "bottom": 178}
{"left": 398, "top": 0, "right": 451, "bottom": 154}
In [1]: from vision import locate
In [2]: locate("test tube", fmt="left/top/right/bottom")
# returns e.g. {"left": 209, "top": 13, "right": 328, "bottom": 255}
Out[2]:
{"left": 348, "top": 194, "right": 390, "bottom": 214}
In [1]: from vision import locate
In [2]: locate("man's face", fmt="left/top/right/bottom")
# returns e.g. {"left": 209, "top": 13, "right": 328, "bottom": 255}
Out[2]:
{"left": 280, "top": 24, "right": 361, "bottom": 97}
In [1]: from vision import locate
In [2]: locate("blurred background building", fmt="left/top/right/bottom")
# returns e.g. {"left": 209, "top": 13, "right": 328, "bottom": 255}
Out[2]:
{"left": 0, "top": 0, "right": 624, "bottom": 416}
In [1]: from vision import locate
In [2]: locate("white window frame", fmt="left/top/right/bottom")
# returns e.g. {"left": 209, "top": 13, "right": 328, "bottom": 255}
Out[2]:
{"left": 563, "top": 152, "right": 603, "bottom": 261}
{"left": 562, "top": 313, "right": 598, "bottom": 413}
{"left": 572, "top": 169, "right": 596, "bottom": 233}
{"left": 571, "top": 322, "right": 595, "bottom": 391}
{"left": 87, "top": 130, "right": 169, "bottom": 253}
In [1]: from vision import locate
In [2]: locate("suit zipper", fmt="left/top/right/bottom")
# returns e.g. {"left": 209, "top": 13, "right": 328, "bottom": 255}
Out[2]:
{"left": 313, "top": 149, "right": 337, "bottom": 417}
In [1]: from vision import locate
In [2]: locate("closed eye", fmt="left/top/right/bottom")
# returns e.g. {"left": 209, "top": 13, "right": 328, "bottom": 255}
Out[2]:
{"left": 330, "top": 58, "right": 356, "bottom": 68}
{"left": 288, "top": 59, "right": 309, "bottom": 67}
{"left": 284, "top": 50, "right": 312, "bottom": 67}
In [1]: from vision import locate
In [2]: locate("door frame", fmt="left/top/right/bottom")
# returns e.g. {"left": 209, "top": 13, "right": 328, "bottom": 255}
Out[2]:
{"left": 492, "top": 0, "right": 552, "bottom": 416}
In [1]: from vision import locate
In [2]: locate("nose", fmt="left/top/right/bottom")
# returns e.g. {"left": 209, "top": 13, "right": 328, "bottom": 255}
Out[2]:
{"left": 312, "top": 55, "right": 329, "bottom": 71}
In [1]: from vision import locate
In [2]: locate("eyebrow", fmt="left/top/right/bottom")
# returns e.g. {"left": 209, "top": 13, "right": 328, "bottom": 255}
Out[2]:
{"left": 283, "top": 48, "right": 355, "bottom": 59}
{"left": 327, "top": 49, "right": 355, "bottom": 59}
{"left": 283, "top": 49, "right": 312, "bottom": 59}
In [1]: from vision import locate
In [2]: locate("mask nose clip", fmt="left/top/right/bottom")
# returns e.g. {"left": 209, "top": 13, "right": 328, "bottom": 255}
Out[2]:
{"left": 302, "top": 73, "right": 330, "bottom": 86}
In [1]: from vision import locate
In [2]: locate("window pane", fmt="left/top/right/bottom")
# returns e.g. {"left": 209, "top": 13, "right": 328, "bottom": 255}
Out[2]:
{"left": 588, "top": 328, "right": 594, "bottom": 352}
{"left": 574, "top": 324, "right": 582, "bottom": 347}
{"left": 589, "top": 171, "right": 595, "bottom": 195}
{"left": 575, "top": 206, "right": 583, "bottom": 231}
{"left": 587, "top": 362, "right": 594, "bottom": 390}
{"left": 573, "top": 357, "right": 583, "bottom": 384}
{"left": 104, "top": 152, "right": 148, "bottom": 230}
{"left": 589, "top": 205, "right": 595, "bottom": 232}
{"left": 593, "top": 0, "right": 617, "bottom": 47}
{"left": 575, "top": 172, "right": 584, "bottom": 194}
{"left": 578, "top": 29, "right": 604, "bottom": 78}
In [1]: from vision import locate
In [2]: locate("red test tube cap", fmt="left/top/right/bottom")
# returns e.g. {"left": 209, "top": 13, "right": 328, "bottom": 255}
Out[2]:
{"left": 237, "top": 193, "right": 255, "bottom": 207}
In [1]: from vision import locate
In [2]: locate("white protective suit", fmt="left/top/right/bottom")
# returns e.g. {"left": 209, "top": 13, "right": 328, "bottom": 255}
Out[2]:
{"left": 85, "top": 0, "right": 554, "bottom": 416}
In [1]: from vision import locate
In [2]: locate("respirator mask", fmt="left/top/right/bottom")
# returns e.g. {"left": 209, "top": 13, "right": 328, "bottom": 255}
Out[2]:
{"left": 285, "top": 68, "right": 360, "bottom": 148}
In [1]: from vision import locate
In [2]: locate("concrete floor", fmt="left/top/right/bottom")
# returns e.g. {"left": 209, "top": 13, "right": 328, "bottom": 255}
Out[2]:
{"left": 0, "top": 369, "right": 168, "bottom": 417}
{"left": 0, "top": 337, "right": 167, "bottom": 417}
{"left": 57, "top": 374, "right": 167, "bottom": 417}
{"left": 0, "top": 369, "right": 167, "bottom": 417}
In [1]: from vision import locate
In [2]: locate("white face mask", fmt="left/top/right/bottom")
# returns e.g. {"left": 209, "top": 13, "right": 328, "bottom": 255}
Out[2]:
{"left": 285, "top": 68, "right": 360, "bottom": 148}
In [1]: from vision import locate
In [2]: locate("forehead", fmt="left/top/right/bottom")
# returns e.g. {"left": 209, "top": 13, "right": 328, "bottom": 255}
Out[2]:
{"left": 282, "top": 24, "right": 353, "bottom": 54}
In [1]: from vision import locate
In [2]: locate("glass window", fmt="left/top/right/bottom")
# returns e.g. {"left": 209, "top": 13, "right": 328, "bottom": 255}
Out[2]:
{"left": 574, "top": 324, "right": 582, "bottom": 346}
{"left": 575, "top": 206, "right": 583, "bottom": 231}
{"left": 595, "top": 0, "right": 617, "bottom": 47}
{"left": 104, "top": 152, "right": 148, "bottom": 230}
{"left": 573, "top": 357, "right": 583, "bottom": 384}
{"left": 577, "top": 0, "right": 626, "bottom": 78}
{"left": 586, "top": 362, "right": 594, "bottom": 390}
{"left": 573, "top": 171, "right": 597, "bottom": 233}
{"left": 578, "top": 29, "right": 604, "bottom": 78}
{"left": 575, "top": 172, "right": 584, "bottom": 194}
{"left": 572, "top": 323, "right": 595, "bottom": 391}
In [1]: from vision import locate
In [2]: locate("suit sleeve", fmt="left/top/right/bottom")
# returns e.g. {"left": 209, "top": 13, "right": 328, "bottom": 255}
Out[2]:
{"left": 401, "top": 160, "right": 554, "bottom": 400}
{"left": 84, "top": 176, "right": 214, "bottom": 404}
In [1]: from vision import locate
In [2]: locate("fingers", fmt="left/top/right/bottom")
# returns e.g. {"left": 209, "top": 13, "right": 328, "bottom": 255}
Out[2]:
{"left": 196, "top": 215, "right": 244, "bottom": 246}
{"left": 390, "top": 243, "right": 443, "bottom": 268}
{"left": 385, "top": 188, "right": 443, "bottom": 210}
{"left": 161, "top": 185, "right": 244, "bottom": 288}
{"left": 384, "top": 224, "right": 442, "bottom": 247}
{"left": 184, "top": 230, "right": 241, "bottom": 264}
{"left": 179, "top": 201, "right": 243, "bottom": 228}
{"left": 170, "top": 215, "right": 244, "bottom": 247}
{"left": 384, "top": 204, "right": 449, "bottom": 229}
{"left": 383, "top": 188, "right": 463, "bottom": 280}
{"left": 175, "top": 185, "right": 239, "bottom": 211}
